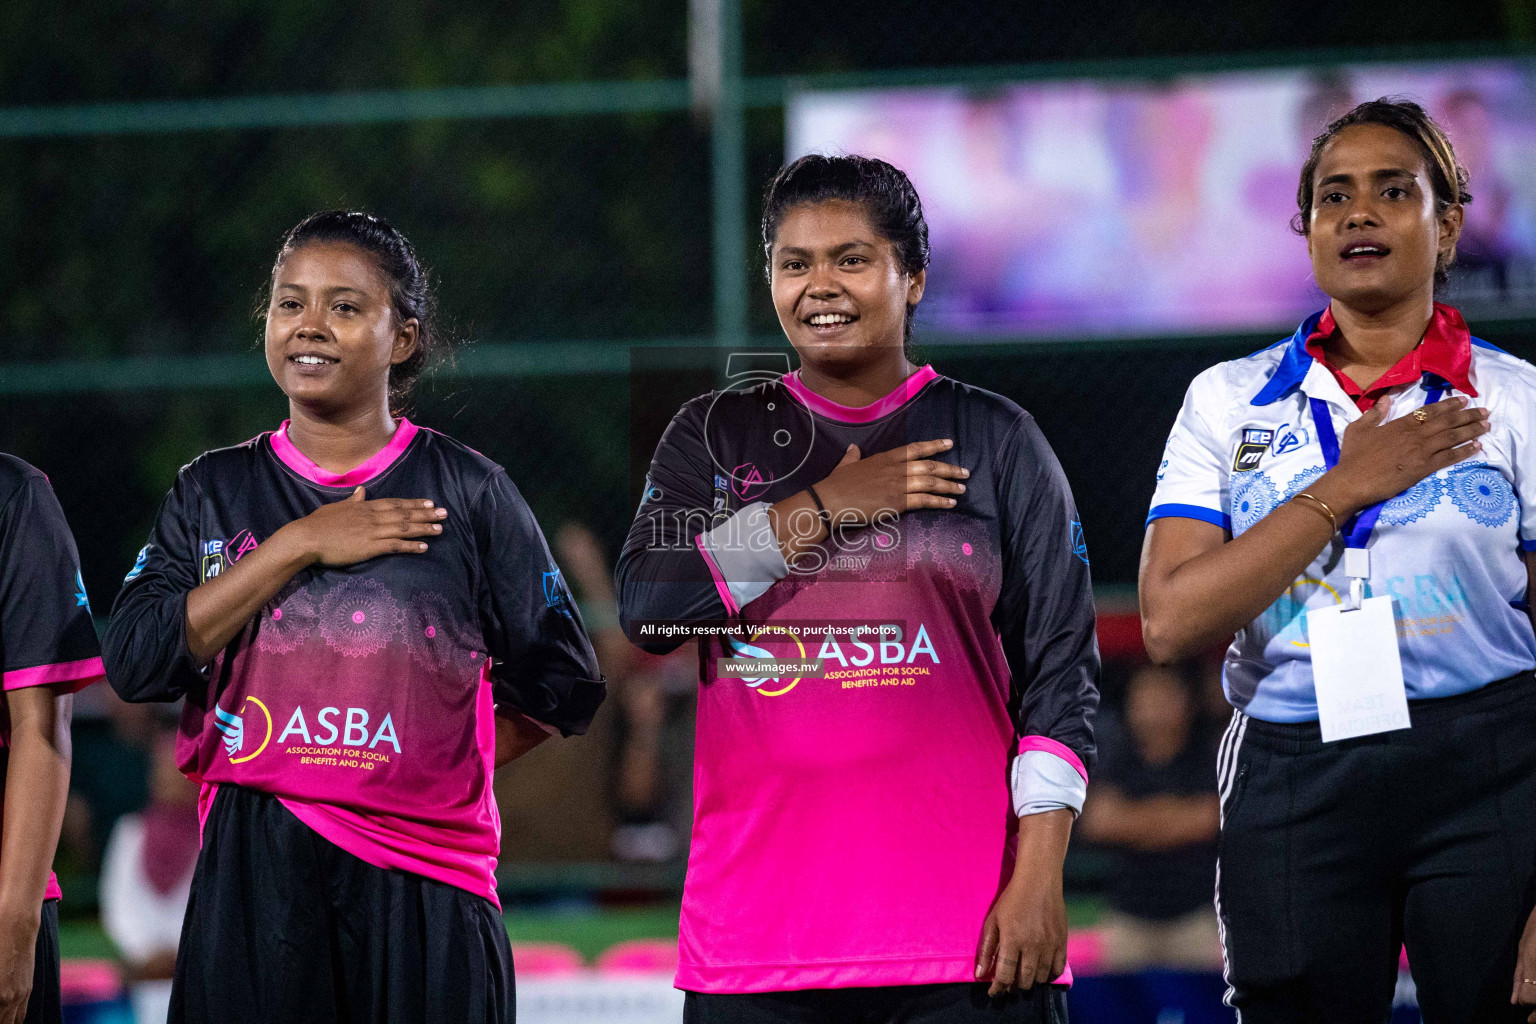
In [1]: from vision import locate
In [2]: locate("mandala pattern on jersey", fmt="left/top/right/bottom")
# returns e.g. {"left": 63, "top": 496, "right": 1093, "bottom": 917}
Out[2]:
{"left": 1230, "top": 472, "right": 1280, "bottom": 535}
{"left": 403, "top": 590, "right": 478, "bottom": 675}
{"left": 901, "top": 518, "right": 1001, "bottom": 600}
{"left": 1283, "top": 465, "right": 1326, "bottom": 502}
{"left": 254, "top": 584, "right": 317, "bottom": 655}
{"left": 897, "top": 517, "right": 942, "bottom": 564}
{"left": 1378, "top": 474, "right": 1445, "bottom": 527}
{"left": 318, "top": 578, "right": 403, "bottom": 658}
{"left": 1447, "top": 463, "right": 1516, "bottom": 528}
{"left": 833, "top": 520, "right": 908, "bottom": 585}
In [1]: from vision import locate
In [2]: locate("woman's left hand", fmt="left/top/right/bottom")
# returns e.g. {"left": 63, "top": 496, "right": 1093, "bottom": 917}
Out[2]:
{"left": 974, "top": 870, "right": 1067, "bottom": 997}
{"left": 1511, "top": 904, "right": 1536, "bottom": 1021}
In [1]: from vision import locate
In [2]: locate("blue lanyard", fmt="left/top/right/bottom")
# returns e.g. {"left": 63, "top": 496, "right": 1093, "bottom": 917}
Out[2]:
{"left": 1307, "top": 374, "right": 1450, "bottom": 550}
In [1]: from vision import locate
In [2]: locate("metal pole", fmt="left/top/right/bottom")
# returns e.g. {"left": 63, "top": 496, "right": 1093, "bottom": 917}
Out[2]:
{"left": 694, "top": 0, "right": 748, "bottom": 347}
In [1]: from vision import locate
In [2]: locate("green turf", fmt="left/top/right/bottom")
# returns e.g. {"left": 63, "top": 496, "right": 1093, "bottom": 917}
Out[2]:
{"left": 61, "top": 898, "right": 1107, "bottom": 964}
{"left": 503, "top": 904, "right": 682, "bottom": 960}
{"left": 1066, "top": 896, "right": 1106, "bottom": 929}
{"left": 59, "top": 907, "right": 684, "bottom": 963}
{"left": 58, "top": 920, "right": 120, "bottom": 960}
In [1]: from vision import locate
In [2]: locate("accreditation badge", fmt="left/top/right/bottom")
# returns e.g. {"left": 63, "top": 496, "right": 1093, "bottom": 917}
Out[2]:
{"left": 1306, "top": 595, "right": 1411, "bottom": 742}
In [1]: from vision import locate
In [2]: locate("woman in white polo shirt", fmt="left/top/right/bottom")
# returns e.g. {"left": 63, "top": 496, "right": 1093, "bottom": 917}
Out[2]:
{"left": 1140, "top": 98, "right": 1536, "bottom": 1024}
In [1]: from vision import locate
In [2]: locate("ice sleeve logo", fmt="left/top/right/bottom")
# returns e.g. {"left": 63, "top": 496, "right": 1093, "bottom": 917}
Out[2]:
{"left": 201, "top": 531, "right": 260, "bottom": 582}
{"left": 1233, "top": 429, "right": 1274, "bottom": 472}
{"left": 201, "top": 539, "right": 226, "bottom": 581}
{"left": 711, "top": 474, "right": 731, "bottom": 522}
{"left": 124, "top": 546, "right": 149, "bottom": 583}
{"left": 74, "top": 569, "right": 91, "bottom": 610}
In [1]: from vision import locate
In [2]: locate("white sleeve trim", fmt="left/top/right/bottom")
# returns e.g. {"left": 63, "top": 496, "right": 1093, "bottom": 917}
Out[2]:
{"left": 1011, "top": 749, "right": 1088, "bottom": 818}
{"left": 697, "top": 501, "right": 789, "bottom": 610}
{"left": 1148, "top": 365, "right": 1233, "bottom": 526}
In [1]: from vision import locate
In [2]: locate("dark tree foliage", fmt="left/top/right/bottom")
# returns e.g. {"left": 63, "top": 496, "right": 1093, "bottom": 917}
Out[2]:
{"left": 0, "top": 0, "right": 1527, "bottom": 600}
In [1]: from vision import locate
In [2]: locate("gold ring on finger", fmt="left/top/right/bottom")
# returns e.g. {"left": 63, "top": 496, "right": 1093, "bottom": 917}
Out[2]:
{"left": 1524, "top": 978, "right": 1536, "bottom": 984}
{"left": 1413, "top": 408, "right": 1430, "bottom": 423}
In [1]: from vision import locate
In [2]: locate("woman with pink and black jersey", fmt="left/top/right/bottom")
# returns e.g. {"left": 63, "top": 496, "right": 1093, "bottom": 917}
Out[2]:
{"left": 617, "top": 155, "right": 1098, "bottom": 1024}
{"left": 104, "top": 211, "right": 605, "bottom": 1024}
{"left": 0, "top": 456, "right": 104, "bottom": 1024}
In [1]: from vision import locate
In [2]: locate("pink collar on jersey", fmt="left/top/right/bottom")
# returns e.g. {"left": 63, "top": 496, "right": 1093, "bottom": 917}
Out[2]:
{"left": 781, "top": 364, "right": 939, "bottom": 423}
{"left": 270, "top": 418, "right": 419, "bottom": 487}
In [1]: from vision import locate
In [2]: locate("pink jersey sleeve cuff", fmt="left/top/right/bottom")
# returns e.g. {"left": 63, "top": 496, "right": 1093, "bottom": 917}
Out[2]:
{"left": 1012, "top": 737, "right": 1089, "bottom": 818}
{"left": 695, "top": 534, "right": 740, "bottom": 616}
{"left": 694, "top": 502, "right": 788, "bottom": 616}
{"left": 3, "top": 656, "right": 105, "bottom": 693}
{"left": 1016, "top": 735, "right": 1088, "bottom": 781}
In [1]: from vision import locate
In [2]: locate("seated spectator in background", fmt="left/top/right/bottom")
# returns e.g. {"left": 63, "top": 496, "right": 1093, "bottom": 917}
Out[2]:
{"left": 61, "top": 687, "right": 159, "bottom": 883}
{"left": 554, "top": 523, "right": 694, "bottom": 863}
{"left": 1079, "top": 663, "right": 1222, "bottom": 971}
{"left": 100, "top": 719, "right": 198, "bottom": 1024}
{"left": 494, "top": 520, "right": 697, "bottom": 867}
{"left": 608, "top": 641, "right": 696, "bottom": 863}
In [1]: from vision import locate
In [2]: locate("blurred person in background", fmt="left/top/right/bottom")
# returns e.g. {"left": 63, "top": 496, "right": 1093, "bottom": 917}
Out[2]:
{"left": 1078, "top": 663, "right": 1220, "bottom": 971}
{"left": 1100, "top": 84, "right": 1219, "bottom": 319}
{"left": 554, "top": 523, "right": 694, "bottom": 863}
{"left": 493, "top": 520, "right": 697, "bottom": 865}
{"left": 103, "top": 210, "right": 605, "bottom": 1024}
{"left": 100, "top": 718, "right": 197, "bottom": 1024}
{"left": 1439, "top": 88, "right": 1517, "bottom": 294}
{"left": 606, "top": 642, "right": 697, "bottom": 863}
{"left": 555, "top": 523, "right": 664, "bottom": 856}
{"left": 58, "top": 689, "right": 161, "bottom": 889}
{"left": 1141, "top": 100, "right": 1536, "bottom": 1023}
{"left": 0, "top": 454, "right": 106, "bottom": 1024}
{"left": 618, "top": 154, "right": 1098, "bottom": 1023}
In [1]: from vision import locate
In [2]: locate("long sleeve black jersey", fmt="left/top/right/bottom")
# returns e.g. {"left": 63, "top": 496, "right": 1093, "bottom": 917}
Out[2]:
{"left": 615, "top": 365, "right": 1099, "bottom": 992}
{"left": 103, "top": 419, "right": 604, "bottom": 902}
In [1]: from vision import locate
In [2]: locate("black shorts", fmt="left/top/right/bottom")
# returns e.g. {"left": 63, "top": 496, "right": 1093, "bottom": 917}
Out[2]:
{"left": 23, "top": 899, "right": 60, "bottom": 1024}
{"left": 684, "top": 982, "right": 1069, "bottom": 1024}
{"left": 1217, "top": 670, "right": 1536, "bottom": 1024}
{"left": 171, "top": 784, "right": 515, "bottom": 1024}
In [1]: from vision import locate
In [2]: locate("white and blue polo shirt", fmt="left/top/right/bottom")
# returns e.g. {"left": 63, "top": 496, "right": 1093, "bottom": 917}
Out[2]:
{"left": 1148, "top": 305, "right": 1536, "bottom": 723}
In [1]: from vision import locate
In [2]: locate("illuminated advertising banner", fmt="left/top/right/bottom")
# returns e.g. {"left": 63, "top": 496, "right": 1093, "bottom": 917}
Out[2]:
{"left": 787, "top": 60, "right": 1536, "bottom": 338}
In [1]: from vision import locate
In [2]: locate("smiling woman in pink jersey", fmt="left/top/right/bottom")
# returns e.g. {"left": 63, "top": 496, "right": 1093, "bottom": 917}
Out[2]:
{"left": 617, "top": 155, "right": 1098, "bottom": 1024}
{"left": 103, "top": 211, "right": 605, "bottom": 1024}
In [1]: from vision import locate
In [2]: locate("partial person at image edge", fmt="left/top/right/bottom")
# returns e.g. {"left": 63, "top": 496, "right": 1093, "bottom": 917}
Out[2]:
{"left": 1141, "top": 99, "right": 1536, "bottom": 1024}
{"left": 0, "top": 455, "right": 106, "bottom": 1024}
